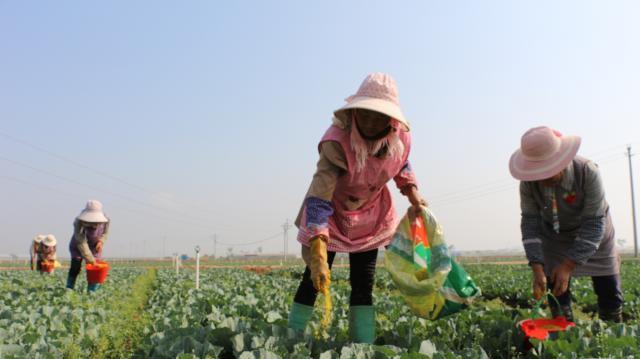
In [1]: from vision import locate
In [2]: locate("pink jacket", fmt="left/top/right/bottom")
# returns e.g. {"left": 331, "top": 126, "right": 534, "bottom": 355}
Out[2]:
{"left": 297, "top": 124, "right": 416, "bottom": 252}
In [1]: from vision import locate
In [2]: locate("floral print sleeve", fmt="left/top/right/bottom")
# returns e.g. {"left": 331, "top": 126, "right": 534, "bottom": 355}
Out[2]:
{"left": 393, "top": 161, "right": 418, "bottom": 193}
{"left": 303, "top": 197, "right": 334, "bottom": 239}
{"left": 298, "top": 142, "right": 344, "bottom": 242}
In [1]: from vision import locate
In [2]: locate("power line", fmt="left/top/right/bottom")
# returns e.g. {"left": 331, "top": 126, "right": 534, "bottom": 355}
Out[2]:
{"left": 0, "top": 130, "right": 225, "bottom": 217}
{"left": 430, "top": 183, "right": 518, "bottom": 208}
{"left": 428, "top": 178, "right": 514, "bottom": 203}
{"left": 429, "top": 154, "right": 628, "bottom": 208}
{"left": 1, "top": 172, "right": 293, "bottom": 253}
{"left": 426, "top": 143, "right": 636, "bottom": 204}
{"left": 429, "top": 181, "right": 516, "bottom": 204}
{"left": 0, "top": 154, "right": 218, "bottom": 225}
{"left": 0, "top": 173, "right": 222, "bottom": 232}
{"left": 427, "top": 146, "right": 632, "bottom": 208}
{"left": 0, "top": 175, "right": 83, "bottom": 200}
{"left": 0, "top": 131, "right": 153, "bottom": 193}
{"left": 0, "top": 154, "right": 291, "bottom": 244}
{"left": 594, "top": 153, "right": 627, "bottom": 165}
{"left": 217, "top": 231, "right": 284, "bottom": 247}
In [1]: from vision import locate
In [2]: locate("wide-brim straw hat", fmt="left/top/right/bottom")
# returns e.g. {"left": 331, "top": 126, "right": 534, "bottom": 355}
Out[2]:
{"left": 76, "top": 200, "right": 109, "bottom": 223}
{"left": 509, "top": 126, "right": 581, "bottom": 181}
{"left": 43, "top": 234, "right": 57, "bottom": 247}
{"left": 333, "top": 72, "right": 410, "bottom": 131}
{"left": 34, "top": 234, "right": 45, "bottom": 243}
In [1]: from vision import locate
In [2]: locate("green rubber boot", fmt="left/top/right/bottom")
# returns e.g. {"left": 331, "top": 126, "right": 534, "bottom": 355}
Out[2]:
{"left": 288, "top": 302, "right": 314, "bottom": 331}
{"left": 599, "top": 307, "right": 623, "bottom": 323}
{"left": 349, "top": 305, "right": 375, "bottom": 344}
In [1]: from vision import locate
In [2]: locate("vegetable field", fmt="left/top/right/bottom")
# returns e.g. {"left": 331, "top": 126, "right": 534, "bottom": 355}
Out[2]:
{"left": 1, "top": 261, "right": 639, "bottom": 358}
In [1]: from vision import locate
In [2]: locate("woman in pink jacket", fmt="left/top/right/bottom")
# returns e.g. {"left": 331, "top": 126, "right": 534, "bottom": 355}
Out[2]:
{"left": 288, "top": 73, "right": 426, "bottom": 343}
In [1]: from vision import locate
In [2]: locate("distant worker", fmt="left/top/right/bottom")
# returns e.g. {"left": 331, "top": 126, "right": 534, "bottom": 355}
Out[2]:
{"left": 37, "top": 234, "right": 58, "bottom": 274}
{"left": 66, "top": 200, "right": 110, "bottom": 292}
{"left": 510, "top": 126, "right": 623, "bottom": 322}
{"left": 288, "top": 73, "right": 427, "bottom": 343}
{"left": 30, "top": 234, "right": 45, "bottom": 271}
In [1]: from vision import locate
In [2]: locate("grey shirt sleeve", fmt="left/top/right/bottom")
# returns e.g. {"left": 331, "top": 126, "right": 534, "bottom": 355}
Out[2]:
{"left": 520, "top": 181, "right": 545, "bottom": 265}
{"left": 74, "top": 220, "right": 96, "bottom": 264}
{"left": 566, "top": 161, "right": 608, "bottom": 265}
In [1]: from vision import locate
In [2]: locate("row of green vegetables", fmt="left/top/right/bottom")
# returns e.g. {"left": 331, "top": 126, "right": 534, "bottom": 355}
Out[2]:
{"left": 0, "top": 268, "right": 155, "bottom": 359}
{"left": 0, "top": 269, "right": 135, "bottom": 357}
{"left": 465, "top": 261, "right": 640, "bottom": 320}
{"left": 1, "top": 261, "right": 639, "bottom": 358}
{"left": 138, "top": 267, "right": 639, "bottom": 358}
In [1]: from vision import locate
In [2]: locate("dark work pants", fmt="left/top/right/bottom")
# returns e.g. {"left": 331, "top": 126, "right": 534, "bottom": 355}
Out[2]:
{"left": 294, "top": 248, "right": 379, "bottom": 306}
{"left": 547, "top": 274, "right": 624, "bottom": 311}
{"left": 66, "top": 258, "right": 83, "bottom": 289}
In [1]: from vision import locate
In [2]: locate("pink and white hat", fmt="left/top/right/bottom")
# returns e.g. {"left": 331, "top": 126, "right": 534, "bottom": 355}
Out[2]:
{"left": 76, "top": 200, "right": 109, "bottom": 223}
{"left": 43, "top": 234, "right": 57, "bottom": 247}
{"left": 334, "top": 72, "right": 410, "bottom": 131}
{"left": 509, "top": 126, "right": 581, "bottom": 181}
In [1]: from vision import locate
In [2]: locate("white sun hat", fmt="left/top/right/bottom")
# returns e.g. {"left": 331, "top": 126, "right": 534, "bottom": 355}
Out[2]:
{"left": 43, "top": 234, "right": 57, "bottom": 247}
{"left": 34, "top": 234, "right": 46, "bottom": 243}
{"left": 76, "top": 200, "right": 109, "bottom": 223}
{"left": 333, "top": 72, "right": 410, "bottom": 131}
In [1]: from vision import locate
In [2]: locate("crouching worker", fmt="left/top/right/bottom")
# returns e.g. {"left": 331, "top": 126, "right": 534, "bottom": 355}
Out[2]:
{"left": 38, "top": 234, "right": 58, "bottom": 274}
{"left": 66, "top": 200, "right": 110, "bottom": 292}
{"left": 288, "top": 73, "right": 427, "bottom": 343}
{"left": 509, "top": 126, "right": 624, "bottom": 322}
{"left": 30, "top": 234, "right": 45, "bottom": 271}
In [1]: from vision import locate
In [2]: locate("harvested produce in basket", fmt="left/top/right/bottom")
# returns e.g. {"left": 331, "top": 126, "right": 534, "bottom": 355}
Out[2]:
{"left": 86, "top": 261, "right": 110, "bottom": 284}
{"left": 40, "top": 261, "right": 54, "bottom": 273}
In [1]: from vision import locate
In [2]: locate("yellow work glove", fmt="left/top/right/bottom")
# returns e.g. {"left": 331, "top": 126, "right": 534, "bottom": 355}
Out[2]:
{"left": 305, "top": 236, "right": 330, "bottom": 292}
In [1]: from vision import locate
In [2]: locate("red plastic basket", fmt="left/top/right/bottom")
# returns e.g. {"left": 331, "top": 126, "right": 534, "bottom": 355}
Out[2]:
{"left": 86, "top": 261, "right": 110, "bottom": 284}
{"left": 518, "top": 316, "right": 575, "bottom": 341}
{"left": 40, "top": 261, "right": 54, "bottom": 273}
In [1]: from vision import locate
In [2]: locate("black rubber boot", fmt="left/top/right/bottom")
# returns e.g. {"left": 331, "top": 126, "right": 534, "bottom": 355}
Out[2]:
{"left": 599, "top": 307, "right": 623, "bottom": 323}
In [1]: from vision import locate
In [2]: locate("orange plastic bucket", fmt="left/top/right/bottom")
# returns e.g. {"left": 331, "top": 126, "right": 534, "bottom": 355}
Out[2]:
{"left": 86, "top": 261, "right": 110, "bottom": 284}
{"left": 40, "top": 261, "right": 54, "bottom": 273}
{"left": 518, "top": 316, "right": 575, "bottom": 341}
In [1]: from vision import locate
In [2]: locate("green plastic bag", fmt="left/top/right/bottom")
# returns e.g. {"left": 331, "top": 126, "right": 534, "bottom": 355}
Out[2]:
{"left": 384, "top": 207, "right": 481, "bottom": 319}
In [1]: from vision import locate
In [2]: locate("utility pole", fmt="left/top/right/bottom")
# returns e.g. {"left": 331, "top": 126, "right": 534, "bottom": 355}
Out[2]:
{"left": 195, "top": 246, "right": 201, "bottom": 289}
{"left": 212, "top": 234, "right": 217, "bottom": 259}
{"left": 282, "top": 219, "right": 292, "bottom": 265}
{"left": 174, "top": 252, "right": 180, "bottom": 275}
{"left": 162, "top": 236, "right": 166, "bottom": 258}
{"left": 627, "top": 146, "right": 638, "bottom": 257}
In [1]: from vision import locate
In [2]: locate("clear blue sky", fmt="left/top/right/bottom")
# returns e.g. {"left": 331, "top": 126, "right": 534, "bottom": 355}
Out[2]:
{"left": 1, "top": 1, "right": 639, "bottom": 258}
